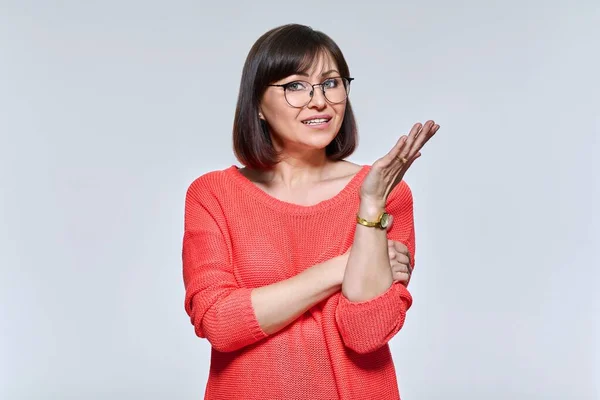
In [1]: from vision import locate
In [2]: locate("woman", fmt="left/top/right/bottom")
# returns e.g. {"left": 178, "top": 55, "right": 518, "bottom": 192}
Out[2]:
{"left": 182, "top": 23, "right": 439, "bottom": 400}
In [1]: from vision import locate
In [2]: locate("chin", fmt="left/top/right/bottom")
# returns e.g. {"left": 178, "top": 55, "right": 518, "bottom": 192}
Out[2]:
{"left": 302, "top": 133, "right": 338, "bottom": 150}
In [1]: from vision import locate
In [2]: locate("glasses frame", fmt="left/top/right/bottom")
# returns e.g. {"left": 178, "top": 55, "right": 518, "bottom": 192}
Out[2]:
{"left": 268, "top": 76, "right": 354, "bottom": 108}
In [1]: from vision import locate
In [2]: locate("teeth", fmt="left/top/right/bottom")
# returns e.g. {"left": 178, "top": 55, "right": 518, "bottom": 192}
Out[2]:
{"left": 303, "top": 118, "right": 329, "bottom": 125}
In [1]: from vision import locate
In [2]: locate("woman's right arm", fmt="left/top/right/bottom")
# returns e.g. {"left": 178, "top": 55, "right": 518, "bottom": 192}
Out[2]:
{"left": 183, "top": 230, "right": 346, "bottom": 353}
{"left": 182, "top": 182, "right": 347, "bottom": 353}
{"left": 250, "top": 255, "right": 345, "bottom": 335}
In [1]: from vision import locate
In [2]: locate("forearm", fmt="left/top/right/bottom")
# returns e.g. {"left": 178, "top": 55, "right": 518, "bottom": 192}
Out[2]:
{"left": 251, "top": 255, "right": 345, "bottom": 335}
{"left": 342, "top": 199, "right": 393, "bottom": 302}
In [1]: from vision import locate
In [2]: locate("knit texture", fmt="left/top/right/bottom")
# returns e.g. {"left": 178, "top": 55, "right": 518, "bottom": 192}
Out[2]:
{"left": 182, "top": 165, "right": 416, "bottom": 400}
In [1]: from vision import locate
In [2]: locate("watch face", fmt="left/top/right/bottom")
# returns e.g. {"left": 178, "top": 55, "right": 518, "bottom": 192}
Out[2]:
{"left": 380, "top": 213, "right": 390, "bottom": 228}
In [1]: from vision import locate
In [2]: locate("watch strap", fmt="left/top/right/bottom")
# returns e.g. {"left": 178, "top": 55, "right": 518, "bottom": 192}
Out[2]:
{"left": 356, "top": 214, "right": 381, "bottom": 227}
{"left": 356, "top": 212, "right": 388, "bottom": 229}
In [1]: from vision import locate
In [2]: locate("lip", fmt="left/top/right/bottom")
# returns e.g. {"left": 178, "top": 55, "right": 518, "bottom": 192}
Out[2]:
{"left": 301, "top": 114, "right": 332, "bottom": 123}
{"left": 302, "top": 119, "right": 331, "bottom": 130}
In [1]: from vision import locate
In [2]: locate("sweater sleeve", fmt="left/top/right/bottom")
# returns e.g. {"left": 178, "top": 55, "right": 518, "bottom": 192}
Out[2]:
{"left": 182, "top": 180, "right": 268, "bottom": 352}
{"left": 335, "top": 181, "right": 415, "bottom": 354}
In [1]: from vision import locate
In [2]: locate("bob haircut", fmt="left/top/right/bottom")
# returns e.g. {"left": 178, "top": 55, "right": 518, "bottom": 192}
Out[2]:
{"left": 233, "top": 24, "right": 358, "bottom": 170}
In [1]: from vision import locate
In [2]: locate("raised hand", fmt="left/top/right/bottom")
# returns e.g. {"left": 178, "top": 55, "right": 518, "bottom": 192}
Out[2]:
{"left": 360, "top": 120, "right": 440, "bottom": 206}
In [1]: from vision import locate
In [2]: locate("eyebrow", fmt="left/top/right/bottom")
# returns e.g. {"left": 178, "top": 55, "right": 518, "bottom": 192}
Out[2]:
{"left": 296, "top": 69, "right": 340, "bottom": 77}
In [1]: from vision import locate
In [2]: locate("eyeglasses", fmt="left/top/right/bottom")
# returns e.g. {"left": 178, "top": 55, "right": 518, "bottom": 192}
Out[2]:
{"left": 268, "top": 77, "right": 354, "bottom": 108}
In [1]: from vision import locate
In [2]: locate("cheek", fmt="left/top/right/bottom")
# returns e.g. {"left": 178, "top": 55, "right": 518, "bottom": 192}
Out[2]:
{"left": 261, "top": 100, "right": 298, "bottom": 128}
{"left": 265, "top": 108, "right": 303, "bottom": 137}
{"left": 272, "top": 108, "right": 300, "bottom": 127}
{"left": 334, "top": 104, "right": 347, "bottom": 122}
{"left": 261, "top": 93, "right": 290, "bottom": 119}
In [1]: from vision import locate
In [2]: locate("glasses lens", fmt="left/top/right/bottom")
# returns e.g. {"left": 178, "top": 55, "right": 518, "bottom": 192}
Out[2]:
{"left": 323, "top": 78, "right": 350, "bottom": 104}
{"left": 284, "top": 78, "right": 351, "bottom": 107}
{"left": 284, "top": 81, "right": 312, "bottom": 108}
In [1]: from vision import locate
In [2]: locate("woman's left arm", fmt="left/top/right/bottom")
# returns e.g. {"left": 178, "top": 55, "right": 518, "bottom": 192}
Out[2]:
{"left": 335, "top": 120, "right": 439, "bottom": 354}
{"left": 335, "top": 182, "right": 415, "bottom": 354}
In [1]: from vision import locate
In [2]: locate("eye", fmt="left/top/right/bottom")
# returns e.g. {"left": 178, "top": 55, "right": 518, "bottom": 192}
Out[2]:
{"left": 285, "top": 81, "right": 308, "bottom": 91}
{"left": 322, "top": 78, "right": 338, "bottom": 89}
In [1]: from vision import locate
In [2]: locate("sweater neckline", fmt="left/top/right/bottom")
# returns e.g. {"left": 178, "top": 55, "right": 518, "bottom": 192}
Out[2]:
{"left": 225, "top": 164, "right": 370, "bottom": 214}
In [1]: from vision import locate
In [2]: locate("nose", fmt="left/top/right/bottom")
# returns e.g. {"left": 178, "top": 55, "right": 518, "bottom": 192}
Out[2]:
{"left": 307, "top": 85, "right": 327, "bottom": 109}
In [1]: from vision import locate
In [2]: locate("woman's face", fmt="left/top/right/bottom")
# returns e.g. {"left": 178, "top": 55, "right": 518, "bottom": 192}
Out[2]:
{"left": 259, "top": 52, "right": 347, "bottom": 155}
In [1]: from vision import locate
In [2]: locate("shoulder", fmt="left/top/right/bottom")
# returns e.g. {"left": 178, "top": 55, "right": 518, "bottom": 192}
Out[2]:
{"left": 390, "top": 180, "right": 412, "bottom": 198}
{"left": 386, "top": 180, "right": 413, "bottom": 210}
{"left": 334, "top": 160, "right": 365, "bottom": 177}
{"left": 326, "top": 160, "right": 368, "bottom": 187}
{"left": 183, "top": 167, "right": 240, "bottom": 230}
{"left": 185, "top": 166, "right": 235, "bottom": 204}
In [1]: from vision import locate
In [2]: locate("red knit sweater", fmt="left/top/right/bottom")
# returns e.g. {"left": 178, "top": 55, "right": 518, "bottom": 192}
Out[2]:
{"left": 182, "top": 165, "right": 416, "bottom": 400}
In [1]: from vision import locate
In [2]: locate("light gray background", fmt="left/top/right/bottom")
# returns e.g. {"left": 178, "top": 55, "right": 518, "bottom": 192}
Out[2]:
{"left": 1, "top": 1, "right": 598, "bottom": 399}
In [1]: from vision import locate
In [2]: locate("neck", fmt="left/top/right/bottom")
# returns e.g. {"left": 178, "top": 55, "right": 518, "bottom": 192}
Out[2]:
{"left": 264, "top": 150, "right": 334, "bottom": 187}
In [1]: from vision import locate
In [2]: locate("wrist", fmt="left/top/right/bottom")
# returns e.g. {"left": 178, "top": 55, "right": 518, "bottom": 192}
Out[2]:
{"left": 358, "top": 197, "right": 386, "bottom": 220}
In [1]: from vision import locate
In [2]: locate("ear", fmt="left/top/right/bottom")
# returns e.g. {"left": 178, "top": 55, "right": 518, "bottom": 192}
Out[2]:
{"left": 258, "top": 105, "right": 267, "bottom": 120}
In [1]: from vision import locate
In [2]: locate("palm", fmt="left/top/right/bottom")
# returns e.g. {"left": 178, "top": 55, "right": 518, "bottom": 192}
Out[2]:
{"left": 361, "top": 120, "right": 439, "bottom": 202}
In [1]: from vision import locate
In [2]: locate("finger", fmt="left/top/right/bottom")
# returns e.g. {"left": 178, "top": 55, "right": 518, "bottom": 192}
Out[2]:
{"left": 413, "top": 120, "right": 436, "bottom": 142}
{"left": 392, "top": 262, "right": 412, "bottom": 284}
{"left": 402, "top": 152, "right": 421, "bottom": 171}
{"left": 388, "top": 121, "right": 423, "bottom": 163}
{"left": 414, "top": 123, "right": 439, "bottom": 153}
{"left": 392, "top": 270, "right": 410, "bottom": 284}
{"left": 403, "top": 120, "right": 435, "bottom": 160}
{"left": 414, "top": 122, "right": 439, "bottom": 154}
{"left": 385, "top": 135, "right": 408, "bottom": 163}
{"left": 391, "top": 262, "right": 409, "bottom": 272}
{"left": 387, "top": 135, "right": 408, "bottom": 158}
{"left": 391, "top": 264, "right": 406, "bottom": 275}
{"left": 391, "top": 259, "right": 410, "bottom": 273}
{"left": 394, "top": 253, "right": 410, "bottom": 266}
{"left": 393, "top": 241, "right": 408, "bottom": 254}
{"left": 403, "top": 120, "right": 438, "bottom": 162}
{"left": 388, "top": 249, "right": 396, "bottom": 260}
{"left": 397, "top": 122, "right": 426, "bottom": 161}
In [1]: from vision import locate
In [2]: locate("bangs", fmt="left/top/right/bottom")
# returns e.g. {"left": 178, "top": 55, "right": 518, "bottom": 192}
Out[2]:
{"left": 253, "top": 26, "right": 350, "bottom": 91}
{"left": 265, "top": 45, "right": 332, "bottom": 83}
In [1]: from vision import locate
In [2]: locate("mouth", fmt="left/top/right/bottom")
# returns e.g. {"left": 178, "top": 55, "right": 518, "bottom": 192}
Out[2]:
{"left": 301, "top": 115, "right": 332, "bottom": 126}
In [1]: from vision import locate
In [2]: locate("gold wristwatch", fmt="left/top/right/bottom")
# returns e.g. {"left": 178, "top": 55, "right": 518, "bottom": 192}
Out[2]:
{"left": 356, "top": 211, "right": 390, "bottom": 229}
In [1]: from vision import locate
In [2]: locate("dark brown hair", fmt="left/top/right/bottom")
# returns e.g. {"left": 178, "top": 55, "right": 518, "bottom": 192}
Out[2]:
{"left": 232, "top": 24, "right": 358, "bottom": 170}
